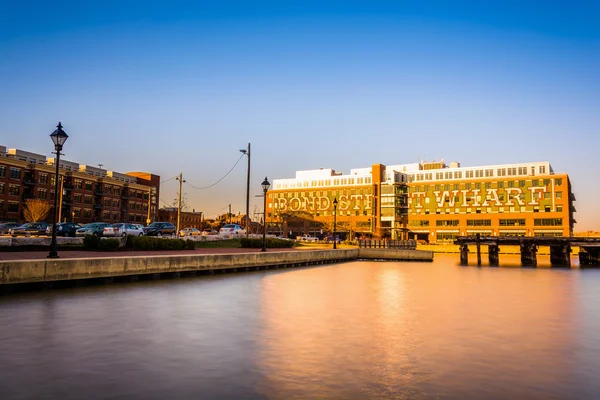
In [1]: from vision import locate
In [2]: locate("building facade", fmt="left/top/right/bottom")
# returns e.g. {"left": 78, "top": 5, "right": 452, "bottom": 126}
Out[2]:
{"left": 0, "top": 146, "right": 160, "bottom": 225}
{"left": 158, "top": 208, "right": 203, "bottom": 230}
{"left": 268, "top": 164, "right": 409, "bottom": 240}
{"left": 267, "top": 160, "right": 575, "bottom": 243}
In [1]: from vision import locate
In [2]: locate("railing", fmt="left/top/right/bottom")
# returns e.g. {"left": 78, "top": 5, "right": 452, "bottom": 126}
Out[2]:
{"left": 358, "top": 239, "right": 417, "bottom": 250}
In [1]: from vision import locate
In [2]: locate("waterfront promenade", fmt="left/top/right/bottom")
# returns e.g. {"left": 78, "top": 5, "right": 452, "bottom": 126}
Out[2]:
{"left": 0, "top": 247, "right": 434, "bottom": 286}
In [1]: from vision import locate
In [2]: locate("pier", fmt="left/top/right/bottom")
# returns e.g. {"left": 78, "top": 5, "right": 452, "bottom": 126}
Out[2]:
{"left": 455, "top": 235, "right": 600, "bottom": 267}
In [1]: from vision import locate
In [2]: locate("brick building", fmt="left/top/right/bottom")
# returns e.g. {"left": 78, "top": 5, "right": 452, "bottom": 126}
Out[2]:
{"left": 267, "top": 160, "right": 576, "bottom": 243}
{"left": 0, "top": 146, "right": 160, "bottom": 225}
{"left": 158, "top": 207, "right": 203, "bottom": 229}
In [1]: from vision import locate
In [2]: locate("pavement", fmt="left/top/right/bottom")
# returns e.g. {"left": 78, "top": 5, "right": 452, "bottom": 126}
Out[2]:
{"left": 0, "top": 247, "right": 304, "bottom": 261}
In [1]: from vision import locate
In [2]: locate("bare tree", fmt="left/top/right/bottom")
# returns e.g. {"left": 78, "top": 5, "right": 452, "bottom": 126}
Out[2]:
{"left": 171, "top": 192, "right": 189, "bottom": 212}
{"left": 23, "top": 199, "right": 51, "bottom": 222}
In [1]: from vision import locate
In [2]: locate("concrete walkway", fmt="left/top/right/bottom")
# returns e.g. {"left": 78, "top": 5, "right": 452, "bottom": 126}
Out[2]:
{"left": 0, "top": 247, "right": 303, "bottom": 261}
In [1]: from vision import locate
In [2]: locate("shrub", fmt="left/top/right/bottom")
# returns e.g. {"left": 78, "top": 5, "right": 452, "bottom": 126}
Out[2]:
{"left": 98, "top": 238, "right": 121, "bottom": 250}
{"left": 83, "top": 234, "right": 101, "bottom": 249}
{"left": 185, "top": 239, "right": 196, "bottom": 250}
{"left": 240, "top": 238, "right": 295, "bottom": 249}
{"left": 126, "top": 236, "right": 188, "bottom": 250}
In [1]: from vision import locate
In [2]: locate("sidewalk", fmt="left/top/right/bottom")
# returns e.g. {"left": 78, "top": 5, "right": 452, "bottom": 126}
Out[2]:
{"left": 0, "top": 247, "right": 301, "bottom": 261}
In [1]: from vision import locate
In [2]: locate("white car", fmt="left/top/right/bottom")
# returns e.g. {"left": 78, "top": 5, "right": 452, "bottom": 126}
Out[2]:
{"left": 103, "top": 223, "right": 144, "bottom": 237}
{"left": 219, "top": 224, "right": 246, "bottom": 236}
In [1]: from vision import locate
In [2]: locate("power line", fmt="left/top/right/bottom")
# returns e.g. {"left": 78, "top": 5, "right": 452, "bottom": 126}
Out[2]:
{"left": 161, "top": 176, "right": 176, "bottom": 184}
{"left": 185, "top": 154, "right": 245, "bottom": 190}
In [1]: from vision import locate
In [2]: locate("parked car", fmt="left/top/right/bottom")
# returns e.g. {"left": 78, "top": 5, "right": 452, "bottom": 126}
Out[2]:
{"left": 180, "top": 227, "right": 201, "bottom": 237}
{"left": 76, "top": 222, "right": 112, "bottom": 237}
{"left": 219, "top": 224, "right": 246, "bottom": 236}
{"left": 143, "top": 222, "right": 177, "bottom": 237}
{"left": 0, "top": 222, "right": 20, "bottom": 235}
{"left": 202, "top": 229, "right": 218, "bottom": 236}
{"left": 46, "top": 222, "right": 82, "bottom": 237}
{"left": 132, "top": 224, "right": 145, "bottom": 231}
{"left": 10, "top": 222, "right": 50, "bottom": 236}
{"left": 297, "top": 234, "right": 319, "bottom": 242}
{"left": 103, "top": 223, "right": 145, "bottom": 237}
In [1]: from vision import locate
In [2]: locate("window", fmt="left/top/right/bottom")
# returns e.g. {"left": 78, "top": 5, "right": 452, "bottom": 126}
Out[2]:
{"left": 37, "top": 189, "right": 48, "bottom": 199}
{"left": 500, "top": 219, "right": 526, "bottom": 226}
{"left": 9, "top": 168, "right": 20, "bottom": 179}
{"left": 556, "top": 192, "right": 562, "bottom": 199}
{"left": 8, "top": 202, "right": 18, "bottom": 212}
{"left": 75, "top": 180, "right": 83, "bottom": 189}
{"left": 467, "top": 220, "right": 491, "bottom": 226}
{"left": 0, "top": 166, "right": 5, "bottom": 177}
{"left": 39, "top": 173, "right": 49, "bottom": 184}
{"left": 534, "top": 218, "right": 562, "bottom": 226}
{"left": 8, "top": 184, "right": 20, "bottom": 196}
{"left": 73, "top": 194, "right": 83, "bottom": 203}
{"left": 85, "top": 182, "right": 93, "bottom": 190}
{"left": 0, "top": 183, "right": 3, "bottom": 194}
{"left": 436, "top": 220, "right": 459, "bottom": 226}
{"left": 556, "top": 178, "right": 562, "bottom": 186}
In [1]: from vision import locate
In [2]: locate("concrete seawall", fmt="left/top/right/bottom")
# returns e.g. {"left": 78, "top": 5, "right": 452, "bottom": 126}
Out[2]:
{"left": 0, "top": 249, "right": 433, "bottom": 285}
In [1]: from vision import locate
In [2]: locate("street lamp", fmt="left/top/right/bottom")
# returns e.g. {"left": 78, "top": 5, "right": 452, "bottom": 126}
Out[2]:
{"left": 48, "top": 122, "right": 68, "bottom": 259}
{"left": 240, "top": 144, "right": 251, "bottom": 238}
{"left": 261, "top": 176, "right": 270, "bottom": 252}
{"left": 333, "top": 197, "right": 338, "bottom": 249}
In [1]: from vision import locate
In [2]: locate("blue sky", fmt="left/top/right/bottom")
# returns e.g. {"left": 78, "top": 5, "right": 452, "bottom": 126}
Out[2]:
{"left": 1, "top": 1, "right": 599, "bottom": 229}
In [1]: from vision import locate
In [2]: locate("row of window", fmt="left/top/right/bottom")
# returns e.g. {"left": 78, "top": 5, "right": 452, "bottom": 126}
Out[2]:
{"left": 412, "top": 205, "right": 564, "bottom": 214}
{"left": 275, "top": 176, "right": 374, "bottom": 189}
{"left": 407, "top": 218, "right": 563, "bottom": 227}
{"left": 411, "top": 165, "right": 549, "bottom": 183}
{"left": 412, "top": 179, "right": 563, "bottom": 193}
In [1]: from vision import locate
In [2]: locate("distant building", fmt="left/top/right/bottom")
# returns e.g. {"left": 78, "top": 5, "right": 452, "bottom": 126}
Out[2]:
{"left": 158, "top": 207, "right": 203, "bottom": 230}
{"left": 267, "top": 160, "right": 575, "bottom": 243}
{"left": 0, "top": 145, "right": 160, "bottom": 225}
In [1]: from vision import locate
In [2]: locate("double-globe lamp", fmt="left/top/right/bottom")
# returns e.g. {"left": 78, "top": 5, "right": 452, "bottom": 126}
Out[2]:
{"left": 48, "top": 122, "right": 69, "bottom": 259}
{"left": 261, "top": 177, "right": 270, "bottom": 252}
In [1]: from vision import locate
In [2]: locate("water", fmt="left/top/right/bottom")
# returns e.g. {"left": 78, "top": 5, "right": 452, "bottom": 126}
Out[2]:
{"left": 2, "top": 254, "right": 600, "bottom": 399}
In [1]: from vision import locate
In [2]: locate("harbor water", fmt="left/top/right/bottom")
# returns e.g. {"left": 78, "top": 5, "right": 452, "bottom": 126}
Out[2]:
{"left": 1, "top": 254, "right": 600, "bottom": 399}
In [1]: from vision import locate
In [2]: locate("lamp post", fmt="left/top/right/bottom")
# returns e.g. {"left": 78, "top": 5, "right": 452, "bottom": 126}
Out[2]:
{"left": 261, "top": 176, "right": 270, "bottom": 252}
{"left": 333, "top": 197, "right": 338, "bottom": 249}
{"left": 240, "top": 143, "right": 251, "bottom": 238}
{"left": 48, "top": 122, "right": 68, "bottom": 259}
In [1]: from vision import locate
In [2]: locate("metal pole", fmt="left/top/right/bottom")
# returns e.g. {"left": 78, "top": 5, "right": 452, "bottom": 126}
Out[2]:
{"left": 57, "top": 175, "right": 64, "bottom": 223}
{"left": 245, "top": 143, "right": 250, "bottom": 237}
{"left": 48, "top": 147, "right": 61, "bottom": 258}
{"left": 333, "top": 199, "right": 337, "bottom": 249}
{"left": 146, "top": 189, "right": 151, "bottom": 225}
{"left": 262, "top": 187, "right": 267, "bottom": 252}
{"left": 229, "top": 204, "right": 231, "bottom": 224}
{"left": 177, "top": 172, "right": 183, "bottom": 233}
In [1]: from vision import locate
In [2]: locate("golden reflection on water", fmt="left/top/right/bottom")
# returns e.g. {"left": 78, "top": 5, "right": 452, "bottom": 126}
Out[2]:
{"left": 255, "top": 255, "right": 579, "bottom": 399}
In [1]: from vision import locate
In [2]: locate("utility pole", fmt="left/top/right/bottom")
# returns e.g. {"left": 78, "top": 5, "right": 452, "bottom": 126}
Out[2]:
{"left": 176, "top": 173, "right": 185, "bottom": 233}
{"left": 228, "top": 204, "right": 232, "bottom": 224}
{"left": 240, "top": 143, "right": 251, "bottom": 238}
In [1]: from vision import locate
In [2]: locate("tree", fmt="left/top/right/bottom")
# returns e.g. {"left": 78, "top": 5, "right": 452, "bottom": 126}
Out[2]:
{"left": 23, "top": 199, "right": 51, "bottom": 222}
{"left": 172, "top": 192, "right": 189, "bottom": 212}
